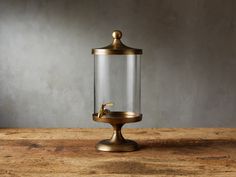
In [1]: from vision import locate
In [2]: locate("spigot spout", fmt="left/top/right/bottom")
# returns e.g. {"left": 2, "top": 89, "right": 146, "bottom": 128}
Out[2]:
{"left": 98, "top": 102, "right": 113, "bottom": 118}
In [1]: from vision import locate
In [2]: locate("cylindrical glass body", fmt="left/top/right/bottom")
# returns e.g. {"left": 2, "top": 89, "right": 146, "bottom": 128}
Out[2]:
{"left": 94, "top": 55, "right": 141, "bottom": 115}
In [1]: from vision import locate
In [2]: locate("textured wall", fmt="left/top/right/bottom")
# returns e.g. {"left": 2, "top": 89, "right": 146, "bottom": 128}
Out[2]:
{"left": 0, "top": 0, "right": 235, "bottom": 127}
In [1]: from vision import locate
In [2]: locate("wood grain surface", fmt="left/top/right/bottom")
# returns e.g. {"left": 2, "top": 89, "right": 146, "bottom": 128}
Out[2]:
{"left": 0, "top": 128, "right": 235, "bottom": 177}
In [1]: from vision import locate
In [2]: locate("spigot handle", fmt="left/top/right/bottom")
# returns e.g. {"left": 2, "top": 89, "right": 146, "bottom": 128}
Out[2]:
{"left": 104, "top": 102, "right": 113, "bottom": 107}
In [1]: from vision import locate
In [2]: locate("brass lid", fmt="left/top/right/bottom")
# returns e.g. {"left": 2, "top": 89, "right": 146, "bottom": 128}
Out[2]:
{"left": 92, "top": 30, "right": 142, "bottom": 55}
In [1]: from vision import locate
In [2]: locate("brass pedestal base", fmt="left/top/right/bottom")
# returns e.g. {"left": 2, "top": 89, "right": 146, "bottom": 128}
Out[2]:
{"left": 93, "top": 112, "right": 142, "bottom": 152}
{"left": 96, "top": 139, "right": 138, "bottom": 152}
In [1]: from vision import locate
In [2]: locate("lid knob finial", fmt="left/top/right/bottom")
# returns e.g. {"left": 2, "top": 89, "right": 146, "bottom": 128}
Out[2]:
{"left": 92, "top": 30, "right": 142, "bottom": 55}
{"left": 112, "top": 30, "right": 122, "bottom": 39}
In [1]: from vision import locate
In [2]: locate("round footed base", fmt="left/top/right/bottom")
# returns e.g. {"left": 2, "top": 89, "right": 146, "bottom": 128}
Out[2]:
{"left": 96, "top": 139, "right": 139, "bottom": 152}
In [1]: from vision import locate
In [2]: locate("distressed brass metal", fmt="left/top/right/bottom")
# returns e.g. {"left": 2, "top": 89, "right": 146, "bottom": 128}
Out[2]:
{"left": 92, "top": 30, "right": 142, "bottom": 55}
{"left": 93, "top": 112, "right": 142, "bottom": 152}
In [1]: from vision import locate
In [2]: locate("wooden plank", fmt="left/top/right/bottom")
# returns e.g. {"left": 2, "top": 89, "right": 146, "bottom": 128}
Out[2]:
{"left": 0, "top": 128, "right": 235, "bottom": 176}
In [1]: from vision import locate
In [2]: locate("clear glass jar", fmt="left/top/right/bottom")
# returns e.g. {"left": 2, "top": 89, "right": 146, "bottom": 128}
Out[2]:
{"left": 92, "top": 30, "right": 142, "bottom": 119}
{"left": 94, "top": 54, "right": 141, "bottom": 115}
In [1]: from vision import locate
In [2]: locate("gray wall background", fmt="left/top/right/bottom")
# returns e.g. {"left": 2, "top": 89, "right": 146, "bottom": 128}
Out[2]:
{"left": 0, "top": 0, "right": 235, "bottom": 128}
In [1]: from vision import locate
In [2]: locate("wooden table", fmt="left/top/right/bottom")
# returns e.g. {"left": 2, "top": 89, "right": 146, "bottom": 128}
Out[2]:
{"left": 0, "top": 128, "right": 235, "bottom": 177}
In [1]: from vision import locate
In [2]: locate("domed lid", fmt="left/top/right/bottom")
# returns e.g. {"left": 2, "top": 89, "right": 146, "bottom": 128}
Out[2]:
{"left": 92, "top": 30, "right": 142, "bottom": 55}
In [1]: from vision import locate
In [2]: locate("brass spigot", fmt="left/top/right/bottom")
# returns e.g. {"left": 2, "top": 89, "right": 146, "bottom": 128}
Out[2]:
{"left": 98, "top": 102, "right": 113, "bottom": 118}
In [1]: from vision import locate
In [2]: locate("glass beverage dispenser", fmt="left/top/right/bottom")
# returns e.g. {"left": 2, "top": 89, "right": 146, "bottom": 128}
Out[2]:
{"left": 92, "top": 30, "right": 143, "bottom": 152}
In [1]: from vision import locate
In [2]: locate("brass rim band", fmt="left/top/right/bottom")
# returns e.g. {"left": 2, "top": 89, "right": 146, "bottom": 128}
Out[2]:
{"left": 93, "top": 111, "right": 142, "bottom": 124}
{"left": 92, "top": 49, "right": 142, "bottom": 55}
